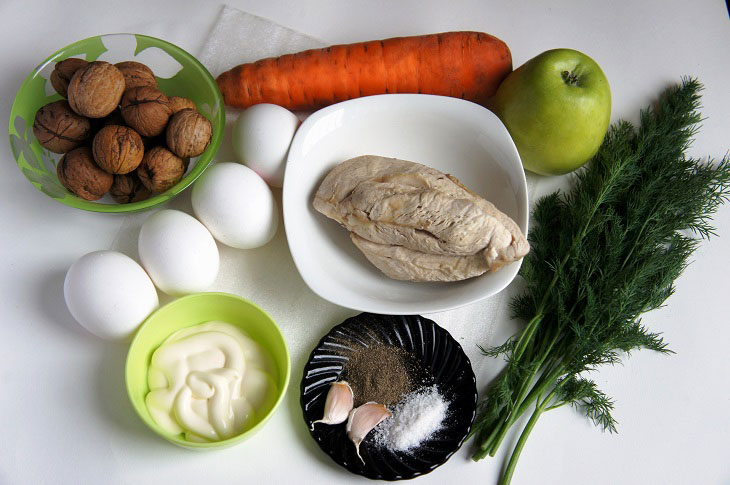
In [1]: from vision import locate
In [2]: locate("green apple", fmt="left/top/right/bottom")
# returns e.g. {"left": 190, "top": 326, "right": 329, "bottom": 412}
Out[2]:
{"left": 493, "top": 48, "right": 611, "bottom": 176}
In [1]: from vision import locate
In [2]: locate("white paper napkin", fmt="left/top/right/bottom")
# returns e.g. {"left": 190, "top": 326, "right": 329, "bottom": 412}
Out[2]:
{"left": 199, "top": 6, "right": 326, "bottom": 78}
{"left": 111, "top": 5, "right": 538, "bottom": 389}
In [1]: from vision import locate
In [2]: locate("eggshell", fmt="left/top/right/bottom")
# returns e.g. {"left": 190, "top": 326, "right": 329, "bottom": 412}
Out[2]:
{"left": 64, "top": 250, "right": 159, "bottom": 341}
{"left": 138, "top": 209, "right": 219, "bottom": 295}
{"left": 232, "top": 103, "right": 299, "bottom": 187}
{"left": 191, "top": 163, "right": 278, "bottom": 249}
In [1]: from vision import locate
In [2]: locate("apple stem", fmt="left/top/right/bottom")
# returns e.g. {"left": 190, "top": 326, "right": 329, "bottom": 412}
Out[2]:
{"left": 561, "top": 70, "right": 579, "bottom": 85}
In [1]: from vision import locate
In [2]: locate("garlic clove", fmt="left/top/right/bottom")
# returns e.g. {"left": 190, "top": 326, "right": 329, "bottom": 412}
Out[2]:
{"left": 346, "top": 402, "right": 392, "bottom": 464}
{"left": 311, "top": 381, "right": 354, "bottom": 430}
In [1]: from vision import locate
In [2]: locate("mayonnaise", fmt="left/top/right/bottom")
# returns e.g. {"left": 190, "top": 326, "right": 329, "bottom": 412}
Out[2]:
{"left": 145, "top": 321, "right": 278, "bottom": 442}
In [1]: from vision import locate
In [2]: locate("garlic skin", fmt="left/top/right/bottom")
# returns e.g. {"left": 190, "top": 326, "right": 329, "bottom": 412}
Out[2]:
{"left": 346, "top": 402, "right": 392, "bottom": 464}
{"left": 311, "top": 381, "right": 354, "bottom": 429}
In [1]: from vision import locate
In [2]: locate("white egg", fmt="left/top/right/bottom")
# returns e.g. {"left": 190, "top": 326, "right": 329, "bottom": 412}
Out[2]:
{"left": 232, "top": 103, "right": 300, "bottom": 187}
{"left": 191, "top": 163, "right": 279, "bottom": 249}
{"left": 138, "top": 210, "right": 219, "bottom": 296}
{"left": 64, "top": 250, "right": 159, "bottom": 341}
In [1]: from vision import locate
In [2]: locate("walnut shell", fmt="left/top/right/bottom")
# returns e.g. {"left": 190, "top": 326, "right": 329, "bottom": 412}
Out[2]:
{"left": 67, "top": 61, "right": 125, "bottom": 118}
{"left": 168, "top": 96, "right": 196, "bottom": 114}
{"left": 140, "top": 137, "right": 189, "bottom": 169}
{"left": 166, "top": 109, "right": 212, "bottom": 158}
{"left": 92, "top": 125, "right": 144, "bottom": 174}
{"left": 120, "top": 86, "right": 172, "bottom": 137}
{"left": 115, "top": 61, "right": 157, "bottom": 90}
{"left": 137, "top": 146, "right": 185, "bottom": 193}
{"left": 110, "top": 173, "right": 152, "bottom": 203}
{"left": 88, "top": 108, "right": 124, "bottom": 144}
{"left": 50, "top": 58, "right": 88, "bottom": 98}
{"left": 33, "top": 100, "right": 91, "bottom": 153}
{"left": 57, "top": 146, "right": 113, "bottom": 200}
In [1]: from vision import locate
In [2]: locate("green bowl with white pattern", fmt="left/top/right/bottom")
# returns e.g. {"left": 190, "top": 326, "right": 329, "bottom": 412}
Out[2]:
{"left": 9, "top": 33, "right": 224, "bottom": 213}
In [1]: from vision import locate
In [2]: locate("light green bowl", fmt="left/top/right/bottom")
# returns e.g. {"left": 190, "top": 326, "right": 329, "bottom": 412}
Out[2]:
{"left": 9, "top": 33, "right": 225, "bottom": 213}
{"left": 125, "top": 292, "right": 291, "bottom": 449}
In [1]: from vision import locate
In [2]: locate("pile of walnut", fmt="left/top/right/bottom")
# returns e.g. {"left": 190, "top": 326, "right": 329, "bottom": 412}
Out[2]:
{"left": 32, "top": 59, "right": 213, "bottom": 202}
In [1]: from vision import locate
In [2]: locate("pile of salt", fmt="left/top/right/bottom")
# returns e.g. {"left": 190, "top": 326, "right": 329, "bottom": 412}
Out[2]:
{"left": 374, "top": 385, "right": 447, "bottom": 452}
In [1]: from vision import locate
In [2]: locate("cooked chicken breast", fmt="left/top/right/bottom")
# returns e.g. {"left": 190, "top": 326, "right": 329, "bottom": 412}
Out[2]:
{"left": 350, "top": 233, "right": 492, "bottom": 282}
{"left": 313, "top": 155, "right": 529, "bottom": 282}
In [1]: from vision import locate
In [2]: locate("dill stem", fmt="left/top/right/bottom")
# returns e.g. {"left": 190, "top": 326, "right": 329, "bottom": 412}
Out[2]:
{"left": 512, "top": 313, "right": 543, "bottom": 360}
{"left": 478, "top": 364, "right": 540, "bottom": 455}
{"left": 619, "top": 200, "right": 660, "bottom": 271}
{"left": 499, "top": 409, "right": 540, "bottom": 485}
{"left": 484, "top": 332, "right": 565, "bottom": 457}
{"left": 512, "top": 363, "right": 566, "bottom": 424}
{"left": 473, "top": 427, "right": 500, "bottom": 459}
{"left": 487, "top": 360, "right": 565, "bottom": 457}
{"left": 475, "top": 315, "right": 546, "bottom": 454}
{"left": 478, "top": 358, "right": 541, "bottom": 452}
{"left": 500, "top": 387, "right": 560, "bottom": 485}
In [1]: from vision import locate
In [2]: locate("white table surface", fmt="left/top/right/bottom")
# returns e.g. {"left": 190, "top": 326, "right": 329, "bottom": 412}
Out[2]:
{"left": 1, "top": 1, "right": 729, "bottom": 484}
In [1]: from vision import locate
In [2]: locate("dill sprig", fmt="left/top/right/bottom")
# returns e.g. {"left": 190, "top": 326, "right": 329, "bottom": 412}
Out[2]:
{"left": 470, "top": 78, "right": 730, "bottom": 484}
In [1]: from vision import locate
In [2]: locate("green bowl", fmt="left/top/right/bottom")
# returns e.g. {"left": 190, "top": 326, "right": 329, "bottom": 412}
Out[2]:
{"left": 125, "top": 292, "right": 291, "bottom": 449}
{"left": 9, "top": 33, "right": 225, "bottom": 213}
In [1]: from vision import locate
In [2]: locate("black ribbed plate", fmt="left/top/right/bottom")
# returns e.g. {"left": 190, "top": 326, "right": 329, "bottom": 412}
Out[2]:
{"left": 300, "top": 313, "right": 477, "bottom": 480}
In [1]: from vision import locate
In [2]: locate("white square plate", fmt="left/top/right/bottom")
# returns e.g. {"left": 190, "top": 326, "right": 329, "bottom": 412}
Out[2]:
{"left": 282, "top": 94, "right": 528, "bottom": 314}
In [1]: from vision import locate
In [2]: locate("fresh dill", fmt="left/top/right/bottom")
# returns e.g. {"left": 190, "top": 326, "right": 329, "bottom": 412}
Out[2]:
{"left": 470, "top": 78, "right": 730, "bottom": 484}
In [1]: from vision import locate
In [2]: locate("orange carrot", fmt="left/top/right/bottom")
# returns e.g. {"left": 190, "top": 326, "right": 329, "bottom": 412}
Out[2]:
{"left": 216, "top": 32, "right": 512, "bottom": 111}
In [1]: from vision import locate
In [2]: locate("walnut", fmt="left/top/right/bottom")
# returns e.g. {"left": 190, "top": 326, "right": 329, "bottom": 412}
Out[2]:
{"left": 168, "top": 96, "right": 196, "bottom": 114}
{"left": 110, "top": 173, "right": 151, "bottom": 203}
{"left": 137, "top": 146, "right": 185, "bottom": 193}
{"left": 88, "top": 108, "right": 124, "bottom": 143}
{"left": 57, "top": 146, "right": 113, "bottom": 200}
{"left": 92, "top": 125, "right": 144, "bottom": 174}
{"left": 33, "top": 100, "right": 91, "bottom": 153}
{"left": 166, "top": 109, "right": 212, "bottom": 158}
{"left": 50, "top": 58, "right": 88, "bottom": 98}
{"left": 140, "top": 134, "right": 188, "bottom": 167}
{"left": 120, "top": 86, "right": 172, "bottom": 137}
{"left": 115, "top": 61, "right": 157, "bottom": 90}
{"left": 67, "top": 61, "right": 125, "bottom": 118}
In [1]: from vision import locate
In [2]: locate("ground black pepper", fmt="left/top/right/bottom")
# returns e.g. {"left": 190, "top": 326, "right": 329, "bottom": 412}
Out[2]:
{"left": 343, "top": 344, "right": 427, "bottom": 406}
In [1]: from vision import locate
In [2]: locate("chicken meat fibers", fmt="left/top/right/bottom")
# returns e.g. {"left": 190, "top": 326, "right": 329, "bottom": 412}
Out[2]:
{"left": 313, "top": 155, "right": 528, "bottom": 282}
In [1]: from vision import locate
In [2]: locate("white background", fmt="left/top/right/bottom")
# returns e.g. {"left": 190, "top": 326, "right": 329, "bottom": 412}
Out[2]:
{"left": 1, "top": 1, "right": 729, "bottom": 484}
